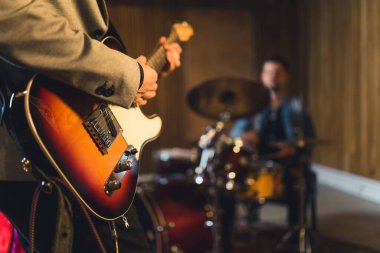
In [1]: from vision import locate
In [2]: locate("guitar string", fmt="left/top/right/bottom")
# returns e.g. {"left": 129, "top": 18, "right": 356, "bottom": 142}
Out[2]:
{"left": 148, "top": 32, "right": 179, "bottom": 71}
{"left": 89, "top": 107, "right": 117, "bottom": 141}
{"left": 149, "top": 34, "right": 178, "bottom": 70}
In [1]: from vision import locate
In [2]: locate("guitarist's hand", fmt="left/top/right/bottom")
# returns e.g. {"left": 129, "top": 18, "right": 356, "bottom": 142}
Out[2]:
{"left": 134, "top": 55, "right": 158, "bottom": 106}
{"left": 157, "top": 36, "right": 182, "bottom": 77}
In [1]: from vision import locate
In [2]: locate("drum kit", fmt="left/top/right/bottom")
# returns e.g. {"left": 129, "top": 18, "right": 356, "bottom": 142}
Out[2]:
{"left": 135, "top": 77, "right": 321, "bottom": 253}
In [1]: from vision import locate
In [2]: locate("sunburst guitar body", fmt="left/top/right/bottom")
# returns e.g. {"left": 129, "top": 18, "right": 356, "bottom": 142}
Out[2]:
{"left": 8, "top": 22, "right": 193, "bottom": 220}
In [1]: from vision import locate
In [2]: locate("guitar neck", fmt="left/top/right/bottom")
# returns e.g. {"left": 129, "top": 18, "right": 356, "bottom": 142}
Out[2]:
{"left": 147, "top": 31, "right": 180, "bottom": 73}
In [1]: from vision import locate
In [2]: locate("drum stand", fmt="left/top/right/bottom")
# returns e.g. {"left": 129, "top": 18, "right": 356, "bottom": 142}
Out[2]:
{"left": 274, "top": 170, "right": 311, "bottom": 252}
{"left": 274, "top": 149, "right": 318, "bottom": 253}
{"left": 195, "top": 112, "right": 232, "bottom": 253}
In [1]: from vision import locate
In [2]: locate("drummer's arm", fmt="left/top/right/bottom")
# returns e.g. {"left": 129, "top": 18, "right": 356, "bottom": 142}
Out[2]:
{"left": 241, "top": 131, "right": 259, "bottom": 146}
{"left": 230, "top": 118, "right": 259, "bottom": 146}
{"left": 230, "top": 118, "right": 252, "bottom": 138}
{"left": 275, "top": 113, "right": 315, "bottom": 159}
{"left": 275, "top": 144, "right": 296, "bottom": 158}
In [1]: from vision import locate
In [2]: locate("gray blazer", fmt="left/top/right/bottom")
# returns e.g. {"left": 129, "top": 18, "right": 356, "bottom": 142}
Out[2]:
{"left": 0, "top": 0, "right": 140, "bottom": 108}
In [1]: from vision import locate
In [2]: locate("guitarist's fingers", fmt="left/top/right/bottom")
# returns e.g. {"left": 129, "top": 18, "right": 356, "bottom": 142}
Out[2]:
{"left": 136, "top": 55, "right": 147, "bottom": 64}
{"left": 166, "top": 44, "right": 182, "bottom": 67}
{"left": 158, "top": 36, "right": 166, "bottom": 45}
{"left": 138, "top": 82, "right": 158, "bottom": 93}
{"left": 142, "top": 91, "right": 157, "bottom": 99}
{"left": 134, "top": 96, "right": 147, "bottom": 105}
{"left": 164, "top": 54, "right": 177, "bottom": 74}
{"left": 163, "top": 43, "right": 182, "bottom": 75}
{"left": 165, "top": 43, "right": 183, "bottom": 55}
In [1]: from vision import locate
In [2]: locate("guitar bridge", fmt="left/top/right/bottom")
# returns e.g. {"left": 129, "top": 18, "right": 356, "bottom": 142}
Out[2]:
{"left": 83, "top": 104, "right": 122, "bottom": 155}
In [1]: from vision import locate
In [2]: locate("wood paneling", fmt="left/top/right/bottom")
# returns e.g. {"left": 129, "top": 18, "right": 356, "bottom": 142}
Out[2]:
{"left": 303, "top": 0, "right": 380, "bottom": 179}
{"left": 254, "top": 0, "right": 300, "bottom": 88}
{"left": 113, "top": 0, "right": 265, "bottom": 9}
{"left": 182, "top": 7, "right": 257, "bottom": 144}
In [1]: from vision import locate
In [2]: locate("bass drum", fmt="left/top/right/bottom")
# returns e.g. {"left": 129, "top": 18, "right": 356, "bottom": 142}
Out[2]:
{"left": 135, "top": 176, "right": 213, "bottom": 253}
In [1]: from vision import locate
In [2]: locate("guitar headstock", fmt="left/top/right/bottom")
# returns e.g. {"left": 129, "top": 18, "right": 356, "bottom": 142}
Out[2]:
{"left": 171, "top": 22, "right": 194, "bottom": 42}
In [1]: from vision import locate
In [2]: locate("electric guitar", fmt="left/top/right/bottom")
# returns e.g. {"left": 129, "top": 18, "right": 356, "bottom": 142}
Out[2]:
{"left": 8, "top": 22, "right": 194, "bottom": 220}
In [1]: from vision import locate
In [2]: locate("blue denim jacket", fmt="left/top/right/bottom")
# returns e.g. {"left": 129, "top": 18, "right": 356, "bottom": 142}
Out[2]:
{"left": 230, "top": 97, "right": 315, "bottom": 147}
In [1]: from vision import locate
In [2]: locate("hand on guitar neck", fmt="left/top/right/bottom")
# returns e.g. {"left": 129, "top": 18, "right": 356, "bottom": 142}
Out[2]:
{"left": 156, "top": 36, "right": 182, "bottom": 77}
{"left": 134, "top": 55, "right": 158, "bottom": 106}
{"left": 134, "top": 36, "right": 182, "bottom": 106}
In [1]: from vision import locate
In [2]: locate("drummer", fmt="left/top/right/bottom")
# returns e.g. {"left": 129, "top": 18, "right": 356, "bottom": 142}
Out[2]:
{"left": 230, "top": 54, "right": 316, "bottom": 227}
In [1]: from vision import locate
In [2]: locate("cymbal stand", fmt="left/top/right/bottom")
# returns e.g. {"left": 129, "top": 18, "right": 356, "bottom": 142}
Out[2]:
{"left": 194, "top": 112, "right": 230, "bottom": 253}
{"left": 274, "top": 148, "right": 312, "bottom": 253}
{"left": 275, "top": 98, "right": 315, "bottom": 253}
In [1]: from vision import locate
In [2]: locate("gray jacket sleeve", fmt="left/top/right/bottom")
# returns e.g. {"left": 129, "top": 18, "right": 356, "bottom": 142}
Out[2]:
{"left": 0, "top": 1, "right": 140, "bottom": 108}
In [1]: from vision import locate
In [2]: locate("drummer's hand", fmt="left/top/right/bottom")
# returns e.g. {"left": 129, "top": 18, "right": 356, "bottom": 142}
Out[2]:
{"left": 241, "top": 131, "right": 259, "bottom": 145}
{"left": 276, "top": 144, "right": 296, "bottom": 158}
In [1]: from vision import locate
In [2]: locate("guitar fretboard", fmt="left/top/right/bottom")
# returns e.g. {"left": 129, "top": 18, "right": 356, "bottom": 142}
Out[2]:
{"left": 147, "top": 31, "right": 180, "bottom": 73}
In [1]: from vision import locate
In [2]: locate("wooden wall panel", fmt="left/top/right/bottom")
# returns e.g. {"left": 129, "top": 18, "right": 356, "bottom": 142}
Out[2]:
{"left": 182, "top": 7, "right": 257, "bottom": 144}
{"left": 304, "top": 0, "right": 380, "bottom": 179}
{"left": 253, "top": 0, "right": 302, "bottom": 97}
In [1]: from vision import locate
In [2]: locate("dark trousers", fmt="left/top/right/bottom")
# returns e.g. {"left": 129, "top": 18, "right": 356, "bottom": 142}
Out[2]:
{"left": 74, "top": 204, "right": 151, "bottom": 253}
{"left": 219, "top": 192, "right": 236, "bottom": 253}
{"left": 283, "top": 165, "right": 316, "bottom": 227}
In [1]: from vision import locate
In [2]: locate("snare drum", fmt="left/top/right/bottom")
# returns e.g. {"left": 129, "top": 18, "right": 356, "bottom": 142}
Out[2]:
{"left": 221, "top": 144, "right": 283, "bottom": 201}
{"left": 243, "top": 160, "right": 283, "bottom": 201}
{"left": 135, "top": 177, "right": 213, "bottom": 253}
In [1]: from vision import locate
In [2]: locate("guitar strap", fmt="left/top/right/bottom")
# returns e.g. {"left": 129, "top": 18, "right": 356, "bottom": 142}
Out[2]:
{"left": 28, "top": 176, "right": 108, "bottom": 253}
{"left": 52, "top": 182, "right": 74, "bottom": 253}
{"left": 29, "top": 180, "right": 74, "bottom": 253}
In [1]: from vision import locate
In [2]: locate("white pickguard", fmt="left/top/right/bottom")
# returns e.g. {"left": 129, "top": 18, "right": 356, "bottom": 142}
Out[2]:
{"left": 109, "top": 105, "right": 162, "bottom": 159}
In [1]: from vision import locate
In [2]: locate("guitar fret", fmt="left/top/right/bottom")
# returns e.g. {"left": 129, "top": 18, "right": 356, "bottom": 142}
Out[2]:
{"left": 147, "top": 32, "right": 180, "bottom": 73}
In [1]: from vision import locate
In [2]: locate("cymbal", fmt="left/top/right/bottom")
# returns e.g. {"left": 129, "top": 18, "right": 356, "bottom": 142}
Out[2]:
{"left": 187, "top": 77, "right": 270, "bottom": 120}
